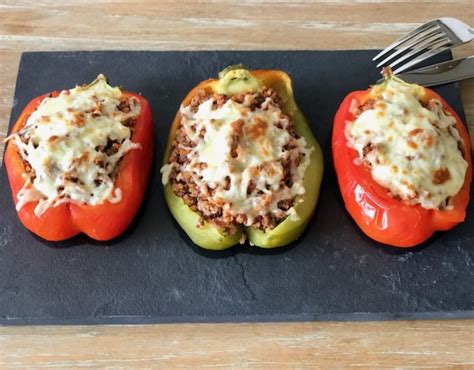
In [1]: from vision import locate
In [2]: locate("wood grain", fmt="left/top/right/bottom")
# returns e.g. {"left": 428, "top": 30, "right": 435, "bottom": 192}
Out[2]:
{"left": 0, "top": 1, "right": 473, "bottom": 367}
{"left": 1, "top": 321, "right": 473, "bottom": 368}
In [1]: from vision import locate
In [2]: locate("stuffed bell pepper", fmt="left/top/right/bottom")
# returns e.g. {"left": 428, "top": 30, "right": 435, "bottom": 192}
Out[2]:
{"left": 4, "top": 75, "right": 153, "bottom": 241}
{"left": 161, "top": 65, "right": 323, "bottom": 250}
{"left": 332, "top": 69, "right": 472, "bottom": 248}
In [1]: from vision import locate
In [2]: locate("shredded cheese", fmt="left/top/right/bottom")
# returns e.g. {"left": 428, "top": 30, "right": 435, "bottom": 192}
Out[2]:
{"left": 345, "top": 78, "right": 468, "bottom": 209}
{"left": 8, "top": 75, "right": 141, "bottom": 216}
{"left": 162, "top": 94, "right": 313, "bottom": 228}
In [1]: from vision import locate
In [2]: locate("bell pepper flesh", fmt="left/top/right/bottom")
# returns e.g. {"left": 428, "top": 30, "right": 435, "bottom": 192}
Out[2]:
{"left": 4, "top": 87, "right": 154, "bottom": 242}
{"left": 163, "top": 68, "right": 323, "bottom": 250}
{"left": 332, "top": 77, "right": 472, "bottom": 248}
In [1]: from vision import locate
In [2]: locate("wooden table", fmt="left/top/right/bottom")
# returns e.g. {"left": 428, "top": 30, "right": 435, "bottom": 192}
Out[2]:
{"left": 0, "top": 1, "right": 473, "bottom": 367}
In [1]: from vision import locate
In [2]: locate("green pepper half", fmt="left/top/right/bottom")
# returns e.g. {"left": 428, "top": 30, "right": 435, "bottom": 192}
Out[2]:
{"left": 162, "top": 66, "right": 324, "bottom": 250}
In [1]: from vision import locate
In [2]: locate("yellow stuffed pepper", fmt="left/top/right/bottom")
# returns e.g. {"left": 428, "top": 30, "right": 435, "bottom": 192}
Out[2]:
{"left": 161, "top": 65, "right": 323, "bottom": 250}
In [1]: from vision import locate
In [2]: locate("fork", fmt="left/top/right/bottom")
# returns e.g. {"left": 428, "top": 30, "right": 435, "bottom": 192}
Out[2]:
{"left": 373, "top": 17, "right": 473, "bottom": 74}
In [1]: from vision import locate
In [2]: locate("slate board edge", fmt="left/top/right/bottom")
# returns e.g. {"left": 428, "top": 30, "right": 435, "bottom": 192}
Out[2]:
{"left": 2, "top": 310, "right": 474, "bottom": 326}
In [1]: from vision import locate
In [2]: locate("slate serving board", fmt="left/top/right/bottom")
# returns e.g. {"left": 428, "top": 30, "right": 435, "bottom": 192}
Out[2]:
{"left": 0, "top": 51, "right": 473, "bottom": 325}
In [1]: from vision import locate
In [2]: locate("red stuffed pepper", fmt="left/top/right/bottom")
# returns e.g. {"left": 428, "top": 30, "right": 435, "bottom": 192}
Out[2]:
{"left": 333, "top": 70, "right": 472, "bottom": 248}
{"left": 4, "top": 75, "right": 153, "bottom": 241}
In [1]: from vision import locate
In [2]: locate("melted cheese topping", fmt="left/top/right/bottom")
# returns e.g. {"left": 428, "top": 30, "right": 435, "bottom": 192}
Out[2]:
{"left": 346, "top": 78, "right": 468, "bottom": 209}
{"left": 9, "top": 75, "right": 141, "bottom": 216}
{"left": 162, "top": 96, "right": 313, "bottom": 226}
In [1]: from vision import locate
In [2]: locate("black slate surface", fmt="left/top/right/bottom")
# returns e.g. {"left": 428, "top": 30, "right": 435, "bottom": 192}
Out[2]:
{"left": 0, "top": 51, "right": 473, "bottom": 325}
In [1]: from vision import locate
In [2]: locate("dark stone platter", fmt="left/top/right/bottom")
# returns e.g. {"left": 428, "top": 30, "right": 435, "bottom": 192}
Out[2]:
{"left": 0, "top": 51, "right": 472, "bottom": 325}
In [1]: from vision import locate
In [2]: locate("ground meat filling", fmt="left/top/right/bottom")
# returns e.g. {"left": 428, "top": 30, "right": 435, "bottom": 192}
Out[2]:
{"left": 166, "top": 87, "right": 311, "bottom": 235}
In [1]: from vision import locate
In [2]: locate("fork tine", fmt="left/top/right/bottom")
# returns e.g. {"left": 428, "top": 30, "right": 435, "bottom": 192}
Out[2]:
{"left": 393, "top": 43, "right": 452, "bottom": 74}
{"left": 375, "top": 26, "right": 445, "bottom": 68}
{"left": 372, "top": 20, "right": 438, "bottom": 61}
{"left": 385, "top": 35, "right": 450, "bottom": 69}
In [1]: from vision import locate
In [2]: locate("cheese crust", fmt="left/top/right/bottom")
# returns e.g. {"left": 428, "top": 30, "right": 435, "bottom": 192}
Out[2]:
{"left": 7, "top": 75, "right": 141, "bottom": 216}
{"left": 161, "top": 88, "right": 313, "bottom": 233}
{"left": 345, "top": 79, "right": 468, "bottom": 210}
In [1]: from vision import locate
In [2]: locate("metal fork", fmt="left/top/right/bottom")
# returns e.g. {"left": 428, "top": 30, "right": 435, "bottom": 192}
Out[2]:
{"left": 373, "top": 17, "right": 473, "bottom": 74}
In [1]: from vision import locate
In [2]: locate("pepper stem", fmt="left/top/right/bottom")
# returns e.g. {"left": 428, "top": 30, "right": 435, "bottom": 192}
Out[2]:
{"left": 382, "top": 67, "right": 394, "bottom": 80}
{"left": 214, "top": 64, "right": 261, "bottom": 95}
{"left": 218, "top": 64, "right": 247, "bottom": 79}
{"left": 84, "top": 74, "right": 108, "bottom": 89}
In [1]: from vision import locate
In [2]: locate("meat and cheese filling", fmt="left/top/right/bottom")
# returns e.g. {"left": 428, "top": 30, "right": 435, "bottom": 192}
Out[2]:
{"left": 7, "top": 75, "right": 141, "bottom": 216}
{"left": 345, "top": 78, "right": 468, "bottom": 210}
{"left": 161, "top": 88, "right": 313, "bottom": 234}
